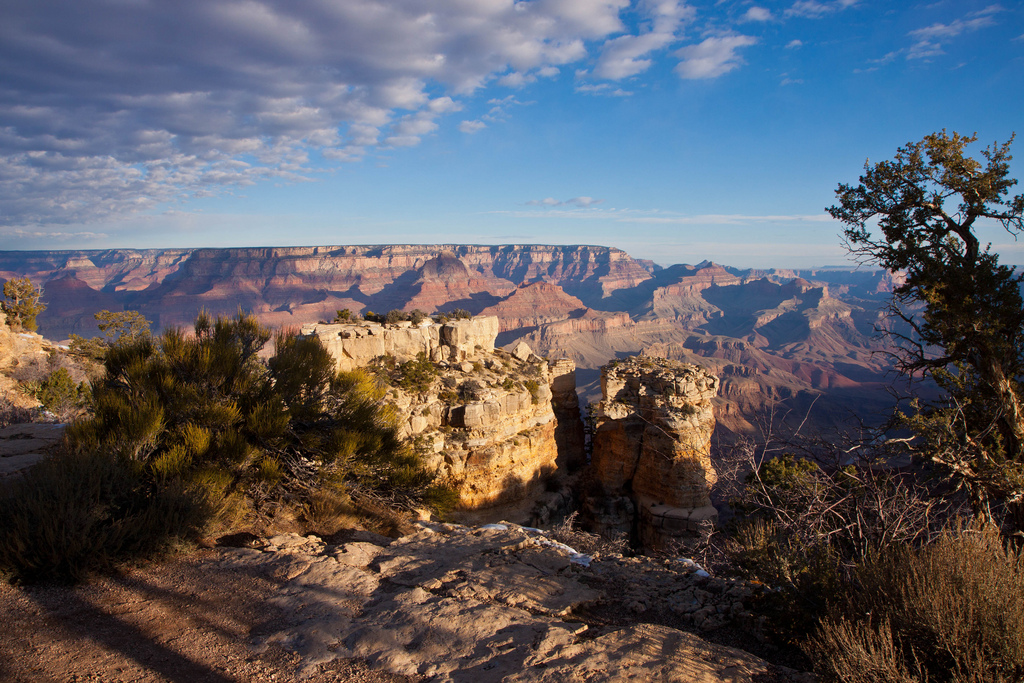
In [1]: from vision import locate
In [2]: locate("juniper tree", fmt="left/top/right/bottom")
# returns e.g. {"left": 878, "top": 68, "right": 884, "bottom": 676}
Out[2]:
{"left": 1, "top": 276, "right": 45, "bottom": 332}
{"left": 829, "top": 130, "right": 1024, "bottom": 529}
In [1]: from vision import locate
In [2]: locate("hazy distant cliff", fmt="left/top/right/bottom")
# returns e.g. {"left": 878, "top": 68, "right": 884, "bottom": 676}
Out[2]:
{"left": 0, "top": 245, "right": 656, "bottom": 339}
{"left": 0, "top": 245, "right": 900, "bottom": 439}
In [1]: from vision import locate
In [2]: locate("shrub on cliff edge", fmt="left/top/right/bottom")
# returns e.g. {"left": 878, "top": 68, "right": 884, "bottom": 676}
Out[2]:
{"left": 1, "top": 311, "right": 448, "bottom": 584}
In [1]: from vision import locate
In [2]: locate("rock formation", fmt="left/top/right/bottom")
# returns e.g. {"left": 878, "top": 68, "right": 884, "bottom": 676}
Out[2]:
{"left": 0, "top": 245, "right": 657, "bottom": 338}
{"left": 585, "top": 355, "right": 719, "bottom": 551}
{"left": 0, "top": 246, "right": 902, "bottom": 440}
{"left": 299, "top": 316, "right": 500, "bottom": 372}
{"left": 304, "top": 317, "right": 583, "bottom": 516}
{"left": 479, "top": 282, "right": 586, "bottom": 332}
{"left": 205, "top": 523, "right": 795, "bottom": 682}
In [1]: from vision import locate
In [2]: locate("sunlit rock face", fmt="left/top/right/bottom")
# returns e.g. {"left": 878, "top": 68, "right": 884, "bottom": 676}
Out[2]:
{"left": 299, "top": 316, "right": 500, "bottom": 372}
{"left": 585, "top": 355, "right": 719, "bottom": 551}
{"left": 305, "top": 317, "right": 582, "bottom": 516}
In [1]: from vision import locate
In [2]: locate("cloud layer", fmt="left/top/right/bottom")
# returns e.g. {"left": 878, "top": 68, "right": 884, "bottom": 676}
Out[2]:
{"left": 1, "top": 0, "right": 634, "bottom": 226}
{"left": 1, "top": 0, "right": 1007, "bottom": 233}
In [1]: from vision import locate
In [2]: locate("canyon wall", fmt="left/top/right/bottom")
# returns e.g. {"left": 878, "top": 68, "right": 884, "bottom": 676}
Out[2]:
{"left": 585, "top": 356, "right": 719, "bottom": 551}
{"left": 0, "top": 245, "right": 657, "bottom": 339}
{"left": 0, "top": 246, "right": 901, "bottom": 441}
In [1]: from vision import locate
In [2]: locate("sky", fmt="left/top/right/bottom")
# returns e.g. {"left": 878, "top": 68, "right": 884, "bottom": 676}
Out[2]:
{"left": 1, "top": 0, "right": 1022, "bottom": 269}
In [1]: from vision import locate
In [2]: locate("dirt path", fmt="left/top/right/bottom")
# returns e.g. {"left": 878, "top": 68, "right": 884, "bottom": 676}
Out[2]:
{"left": 0, "top": 547, "right": 419, "bottom": 683}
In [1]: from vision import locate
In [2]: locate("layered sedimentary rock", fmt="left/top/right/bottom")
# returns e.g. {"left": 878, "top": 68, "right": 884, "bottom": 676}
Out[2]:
{"left": 305, "top": 316, "right": 582, "bottom": 514}
{"left": 299, "top": 316, "right": 500, "bottom": 372}
{"left": 585, "top": 356, "right": 719, "bottom": 550}
{"left": 385, "top": 342, "right": 582, "bottom": 512}
{"left": 479, "top": 282, "right": 586, "bottom": 332}
{"left": 0, "top": 245, "right": 657, "bottom": 339}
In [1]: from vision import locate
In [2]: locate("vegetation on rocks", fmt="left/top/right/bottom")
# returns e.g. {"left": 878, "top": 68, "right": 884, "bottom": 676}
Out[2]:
{"left": 0, "top": 311, "right": 448, "bottom": 584}
{"left": 1, "top": 276, "right": 46, "bottom": 333}
{"left": 713, "top": 131, "right": 1024, "bottom": 681}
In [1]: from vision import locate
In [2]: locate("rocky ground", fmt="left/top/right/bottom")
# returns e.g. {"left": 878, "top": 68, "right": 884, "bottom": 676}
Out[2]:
{"left": 1, "top": 522, "right": 814, "bottom": 682}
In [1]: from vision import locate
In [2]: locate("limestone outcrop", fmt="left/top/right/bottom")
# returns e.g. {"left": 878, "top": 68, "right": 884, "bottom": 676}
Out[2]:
{"left": 384, "top": 343, "right": 580, "bottom": 513}
{"left": 306, "top": 317, "right": 582, "bottom": 515}
{"left": 585, "top": 356, "right": 719, "bottom": 551}
{"left": 299, "top": 316, "right": 500, "bottom": 372}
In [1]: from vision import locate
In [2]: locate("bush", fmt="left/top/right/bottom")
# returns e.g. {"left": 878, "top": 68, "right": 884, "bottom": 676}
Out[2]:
{"left": 727, "top": 450, "right": 950, "bottom": 644}
{"left": 524, "top": 379, "right": 540, "bottom": 404}
{"left": 0, "top": 448, "right": 213, "bottom": 584}
{"left": 385, "top": 309, "right": 409, "bottom": 324}
{"left": 396, "top": 352, "right": 438, "bottom": 393}
{"left": 9, "top": 312, "right": 449, "bottom": 583}
{"left": 808, "top": 524, "right": 1024, "bottom": 683}
{"left": 29, "top": 367, "right": 88, "bottom": 420}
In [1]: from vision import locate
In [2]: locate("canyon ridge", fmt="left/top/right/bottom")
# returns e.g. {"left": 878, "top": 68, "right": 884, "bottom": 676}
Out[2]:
{"left": 0, "top": 244, "right": 901, "bottom": 440}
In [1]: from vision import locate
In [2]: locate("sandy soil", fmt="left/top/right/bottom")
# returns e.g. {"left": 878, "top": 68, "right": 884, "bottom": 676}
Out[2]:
{"left": 0, "top": 547, "right": 421, "bottom": 683}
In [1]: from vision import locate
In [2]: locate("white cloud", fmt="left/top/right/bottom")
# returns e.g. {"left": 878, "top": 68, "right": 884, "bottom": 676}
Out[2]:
{"left": 575, "top": 83, "right": 634, "bottom": 96}
{"left": 674, "top": 35, "right": 758, "bottom": 79}
{"left": 0, "top": 0, "right": 634, "bottom": 228}
{"left": 785, "top": 39, "right": 804, "bottom": 49}
{"left": 906, "top": 4, "right": 1003, "bottom": 60}
{"left": 498, "top": 71, "right": 538, "bottom": 88}
{"left": 592, "top": 1, "right": 695, "bottom": 80}
{"left": 909, "top": 5, "right": 1002, "bottom": 41}
{"left": 785, "top": 0, "right": 858, "bottom": 19}
{"left": 459, "top": 120, "right": 487, "bottom": 134}
{"left": 741, "top": 7, "right": 773, "bottom": 22}
{"left": 525, "top": 196, "right": 605, "bottom": 207}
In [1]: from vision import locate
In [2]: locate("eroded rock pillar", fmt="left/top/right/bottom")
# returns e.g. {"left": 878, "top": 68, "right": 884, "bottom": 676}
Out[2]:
{"left": 585, "top": 355, "right": 719, "bottom": 551}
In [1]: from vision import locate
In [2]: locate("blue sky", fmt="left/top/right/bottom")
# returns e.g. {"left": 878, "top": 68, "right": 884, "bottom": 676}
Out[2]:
{"left": 1, "top": 0, "right": 1021, "bottom": 268}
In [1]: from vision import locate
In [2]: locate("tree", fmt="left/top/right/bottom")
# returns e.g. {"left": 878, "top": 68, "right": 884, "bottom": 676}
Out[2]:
{"left": 70, "top": 310, "right": 152, "bottom": 361}
{"left": 1, "top": 276, "right": 46, "bottom": 332}
{"left": 829, "top": 130, "right": 1024, "bottom": 529}
{"left": 95, "top": 309, "right": 151, "bottom": 343}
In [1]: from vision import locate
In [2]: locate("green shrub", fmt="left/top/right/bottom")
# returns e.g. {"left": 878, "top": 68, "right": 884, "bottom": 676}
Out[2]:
{"left": 30, "top": 367, "right": 88, "bottom": 419}
{"left": 0, "top": 448, "right": 213, "bottom": 584}
{"left": 396, "top": 352, "right": 437, "bottom": 393}
{"left": 808, "top": 524, "right": 1024, "bottom": 683}
{"left": 385, "top": 309, "right": 409, "bottom": 324}
{"left": 18, "top": 311, "right": 449, "bottom": 584}
{"left": 524, "top": 379, "right": 540, "bottom": 404}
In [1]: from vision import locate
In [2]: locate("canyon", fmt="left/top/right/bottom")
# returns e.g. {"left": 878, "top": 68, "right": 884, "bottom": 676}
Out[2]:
{"left": 0, "top": 244, "right": 899, "bottom": 440}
